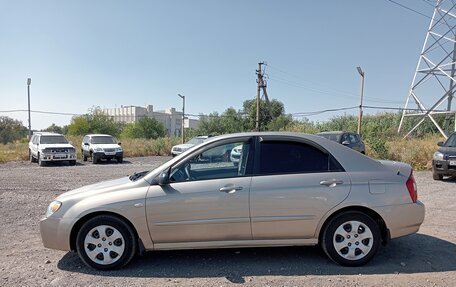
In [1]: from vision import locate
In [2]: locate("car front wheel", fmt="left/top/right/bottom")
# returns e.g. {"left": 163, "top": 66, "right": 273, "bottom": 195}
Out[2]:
{"left": 322, "top": 211, "right": 380, "bottom": 266}
{"left": 76, "top": 215, "right": 137, "bottom": 270}
{"left": 432, "top": 172, "right": 443, "bottom": 180}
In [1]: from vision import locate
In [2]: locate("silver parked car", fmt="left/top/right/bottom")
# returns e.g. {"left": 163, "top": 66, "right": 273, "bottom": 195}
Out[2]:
{"left": 40, "top": 132, "right": 424, "bottom": 270}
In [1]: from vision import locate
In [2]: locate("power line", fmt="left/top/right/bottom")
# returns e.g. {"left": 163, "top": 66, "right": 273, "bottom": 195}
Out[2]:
{"left": 385, "top": 0, "right": 432, "bottom": 19}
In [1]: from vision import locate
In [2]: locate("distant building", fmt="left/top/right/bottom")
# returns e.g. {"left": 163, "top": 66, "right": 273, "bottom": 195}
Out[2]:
{"left": 103, "top": 105, "right": 199, "bottom": 137}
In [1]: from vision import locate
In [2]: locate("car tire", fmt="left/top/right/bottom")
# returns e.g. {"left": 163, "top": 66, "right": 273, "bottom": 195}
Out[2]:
{"left": 117, "top": 157, "right": 123, "bottom": 164}
{"left": 82, "top": 151, "right": 87, "bottom": 162}
{"left": 38, "top": 153, "right": 45, "bottom": 166}
{"left": 69, "top": 160, "right": 76, "bottom": 166}
{"left": 321, "top": 211, "right": 380, "bottom": 267}
{"left": 432, "top": 172, "right": 443, "bottom": 180}
{"left": 76, "top": 215, "right": 137, "bottom": 270}
{"left": 29, "top": 150, "right": 36, "bottom": 163}
{"left": 92, "top": 153, "right": 99, "bottom": 164}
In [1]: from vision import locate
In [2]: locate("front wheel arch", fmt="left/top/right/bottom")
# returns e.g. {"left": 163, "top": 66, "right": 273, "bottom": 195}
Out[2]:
{"left": 70, "top": 211, "right": 142, "bottom": 254}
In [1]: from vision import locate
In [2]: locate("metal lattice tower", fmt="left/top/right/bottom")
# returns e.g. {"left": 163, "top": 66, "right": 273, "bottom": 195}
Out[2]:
{"left": 398, "top": 0, "right": 456, "bottom": 139}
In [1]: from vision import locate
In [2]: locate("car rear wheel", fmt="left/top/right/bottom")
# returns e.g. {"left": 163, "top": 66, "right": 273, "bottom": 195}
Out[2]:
{"left": 29, "top": 150, "right": 36, "bottom": 163}
{"left": 76, "top": 215, "right": 137, "bottom": 270}
{"left": 82, "top": 150, "right": 87, "bottom": 162}
{"left": 322, "top": 211, "right": 380, "bottom": 266}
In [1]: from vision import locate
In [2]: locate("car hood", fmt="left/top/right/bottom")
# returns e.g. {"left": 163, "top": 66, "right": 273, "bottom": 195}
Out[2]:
{"left": 90, "top": 144, "right": 121, "bottom": 149}
{"left": 173, "top": 144, "right": 194, "bottom": 150}
{"left": 39, "top": 143, "right": 75, "bottom": 149}
{"left": 56, "top": 176, "right": 140, "bottom": 202}
{"left": 438, "top": 146, "right": 456, "bottom": 156}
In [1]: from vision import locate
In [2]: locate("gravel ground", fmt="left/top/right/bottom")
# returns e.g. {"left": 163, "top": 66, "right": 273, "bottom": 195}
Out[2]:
{"left": 0, "top": 157, "right": 455, "bottom": 287}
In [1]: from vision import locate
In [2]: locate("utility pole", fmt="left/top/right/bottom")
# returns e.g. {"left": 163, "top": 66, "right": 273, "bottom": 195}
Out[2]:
{"left": 356, "top": 67, "right": 365, "bottom": 135}
{"left": 27, "top": 78, "right": 32, "bottom": 139}
{"left": 178, "top": 94, "right": 185, "bottom": 143}
{"left": 255, "top": 62, "right": 269, "bottom": 131}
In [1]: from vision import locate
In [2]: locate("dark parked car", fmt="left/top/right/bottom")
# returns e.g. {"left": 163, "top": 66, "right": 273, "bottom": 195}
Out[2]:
{"left": 317, "top": 131, "right": 365, "bottom": 154}
{"left": 432, "top": 132, "right": 456, "bottom": 180}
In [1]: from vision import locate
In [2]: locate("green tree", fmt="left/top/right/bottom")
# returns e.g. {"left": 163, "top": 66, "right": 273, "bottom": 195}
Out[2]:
{"left": 67, "top": 107, "right": 122, "bottom": 136}
{"left": 121, "top": 117, "right": 166, "bottom": 139}
{"left": 242, "top": 99, "right": 286, "bottom": 131}
{"left": 42, "top": 123, "right": 63, "bottom": 134}
{"left": 0, "top": 116, "right": 27, "bottom": 144}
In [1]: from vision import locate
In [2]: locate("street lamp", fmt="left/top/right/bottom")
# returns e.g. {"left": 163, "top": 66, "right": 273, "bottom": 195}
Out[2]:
{"left": 356, "top": 67, "right": 365, "bottom": 135}
{"left": 178, "top": 94, "right": 185, "bottom": 144}
{"left": 27, "top": 78, "right": 32, "bottom": 139}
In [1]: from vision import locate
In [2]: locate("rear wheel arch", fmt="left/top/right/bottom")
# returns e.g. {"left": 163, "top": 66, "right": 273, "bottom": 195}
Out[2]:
{"left": 318, "top": 206, "right": 388, "bottom": 246}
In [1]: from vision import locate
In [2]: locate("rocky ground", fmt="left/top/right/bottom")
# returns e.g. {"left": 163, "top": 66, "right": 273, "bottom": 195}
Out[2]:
{"left": 0, "top": 157, "right": 455, "bottom": 287}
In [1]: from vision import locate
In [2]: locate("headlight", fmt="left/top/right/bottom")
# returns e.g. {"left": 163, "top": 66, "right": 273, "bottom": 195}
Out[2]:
{"left": 94, "top": 148, "right": 104, "bottom": 152}
{"left": 115, "top": 148, "right": 123, "bottom": 152}
{"left": 46, "top": 201, "right": 62, "bottom": 217}
{"left": 433, "top": 151, "right": 444, "bottom": 161}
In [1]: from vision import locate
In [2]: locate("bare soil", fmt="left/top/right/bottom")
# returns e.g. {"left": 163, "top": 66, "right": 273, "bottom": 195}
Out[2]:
{"left": 0, "top": 157, "right": 455, "bottom": 287}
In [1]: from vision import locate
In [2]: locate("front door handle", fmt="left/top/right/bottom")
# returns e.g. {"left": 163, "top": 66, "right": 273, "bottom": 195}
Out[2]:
{"left": 219, "top": 185, "right": 243, "bottom": 194}
{"left": 320, "top": 179, "right": 344, "bottom": 187}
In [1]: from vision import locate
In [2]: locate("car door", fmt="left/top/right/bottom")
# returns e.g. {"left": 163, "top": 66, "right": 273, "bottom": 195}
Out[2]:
{"left": 249, "top": 136, "right": 351, "bottom": 240}
{"left": 146, "top": 137, "right": 254, "bottom": 244}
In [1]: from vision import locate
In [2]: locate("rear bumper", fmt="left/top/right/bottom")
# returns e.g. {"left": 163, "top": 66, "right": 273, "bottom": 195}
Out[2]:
{"left": 374, "top": 200, "right": 425, "bottom": 239}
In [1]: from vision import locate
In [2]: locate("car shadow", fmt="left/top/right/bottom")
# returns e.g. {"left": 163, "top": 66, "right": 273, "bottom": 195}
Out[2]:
{"left": 57, "top": 233, "right": 456, "bottom": 282}
{"left": 83, "top": 160, "right": 132, "bottom": 165}
{"left": 442, "top": 176, "right": 456, "bottom": 182}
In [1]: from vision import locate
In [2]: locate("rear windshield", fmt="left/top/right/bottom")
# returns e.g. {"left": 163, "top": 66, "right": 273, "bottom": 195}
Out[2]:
{"left": 91, "top": 136, "right": 116, "bottom": 144}
{"left": 40, "top": 135, "right": 68, "bottom": 144}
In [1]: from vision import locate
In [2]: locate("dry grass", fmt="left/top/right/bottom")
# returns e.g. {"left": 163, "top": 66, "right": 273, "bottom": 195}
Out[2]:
{"left": 365, "top": 135, "right": 442, "bottom": 171}
{"left": 0, "top": 142, "right": 29, "bottom": 163}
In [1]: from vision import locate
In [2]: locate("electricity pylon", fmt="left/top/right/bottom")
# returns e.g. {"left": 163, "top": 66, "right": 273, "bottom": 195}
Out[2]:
{"left": 398, "top": 0, "right": 456, "bottom": 139}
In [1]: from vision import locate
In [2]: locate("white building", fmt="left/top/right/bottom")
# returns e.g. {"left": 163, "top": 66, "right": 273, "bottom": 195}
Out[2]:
{"left": 103, "top": 105, "right": 199, "bottom": 137}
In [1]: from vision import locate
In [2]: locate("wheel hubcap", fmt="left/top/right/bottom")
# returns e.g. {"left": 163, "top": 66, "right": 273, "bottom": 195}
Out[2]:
{"left": 84, "top": 225, "right": 125, "bottom": 265}
{"left": 333, "top": 220, "right": 373, "bottom": 261}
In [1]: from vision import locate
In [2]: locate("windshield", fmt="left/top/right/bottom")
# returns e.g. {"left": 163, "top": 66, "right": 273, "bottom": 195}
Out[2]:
{"left": 445, "top": 134, "right": 456, "bottom": 147}
{"left": 91, "top": 136, "right": 116, "bottom": 144}
{"left": 186, "top": 137, "right": 206, "bottom": 145}
{"left": 318, "top": 133, "right": 341, "bottom": 142}
{"left": 40, "top": 135, "right": 68, "bottom": 144}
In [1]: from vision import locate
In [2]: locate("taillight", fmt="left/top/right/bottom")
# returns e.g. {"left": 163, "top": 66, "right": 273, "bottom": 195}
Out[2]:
{"left": 406, "top": 171, "right": 418, "bottom": 203}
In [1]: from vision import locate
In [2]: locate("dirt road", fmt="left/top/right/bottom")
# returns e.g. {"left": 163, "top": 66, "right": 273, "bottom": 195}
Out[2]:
{"left": 0, "top": 157, "right": 455, "bottom": 287}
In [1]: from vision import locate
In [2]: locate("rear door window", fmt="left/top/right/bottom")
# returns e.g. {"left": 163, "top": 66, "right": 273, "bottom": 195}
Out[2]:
{"left": 258, "top": 140, "right": 342, "bottom": 175}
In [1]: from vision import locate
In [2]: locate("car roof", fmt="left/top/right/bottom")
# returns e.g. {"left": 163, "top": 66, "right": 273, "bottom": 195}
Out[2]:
{"left": 85, "top": 134, "right": 114, "bottom": 137}
{"left": 317, "top": 131, "right": 348, "bottom": 135}
{"left": 33, "top": 132, "right": 63, "bottom": 136}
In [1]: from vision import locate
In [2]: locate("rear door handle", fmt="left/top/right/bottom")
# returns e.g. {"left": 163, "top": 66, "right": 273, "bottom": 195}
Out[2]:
{"left": 219, "top": 185, "right": 243, "bottom": 193}
{"left": 320, "top": 179, "right": 344, "bottom": 187}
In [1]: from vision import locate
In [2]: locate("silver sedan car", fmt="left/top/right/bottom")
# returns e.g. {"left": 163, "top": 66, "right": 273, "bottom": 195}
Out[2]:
{"left": 40, "top": 132, "right": 425, "bottom": 270}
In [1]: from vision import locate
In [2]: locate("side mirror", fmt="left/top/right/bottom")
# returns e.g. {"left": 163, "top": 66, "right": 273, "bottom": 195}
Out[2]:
{"left": 156, "top": 168, "right": 170, "bottom": 185}
{"left": 118, "top": 142, "right": 122, "bottom": 146}
{"left": 342, "top": 140, "right": 350, "bottom": 145}
{"left": 437, "top": 141, "right": 444, "bottom": 147}
{"left": 84, "top": 142, "right": 89, "bottom": 146}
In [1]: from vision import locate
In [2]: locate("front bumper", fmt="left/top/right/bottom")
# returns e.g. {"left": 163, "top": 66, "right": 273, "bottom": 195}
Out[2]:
{"left": 40, "top": 216, "right": 74, "bottom": 251}
{"left": 432, "top": 159, "right": 456, "bottom": 176}
{"left": 93, "top": 151, "right": 123, "bottom": 159}
{"left": 40, "top": 152, "right": 76, "bottom": 162}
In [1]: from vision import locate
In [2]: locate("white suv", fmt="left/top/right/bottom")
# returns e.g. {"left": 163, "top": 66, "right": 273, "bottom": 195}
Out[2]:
{"left": 29, "top": 132, "right": 77, "bottom": 166}
{"left": 81, "top": 134, "right": 123, "bottom": 164}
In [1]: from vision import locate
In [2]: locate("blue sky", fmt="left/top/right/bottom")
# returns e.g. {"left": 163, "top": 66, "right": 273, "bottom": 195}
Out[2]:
{"left": 0, "top": 0, "right": 435, "bottom": 129}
